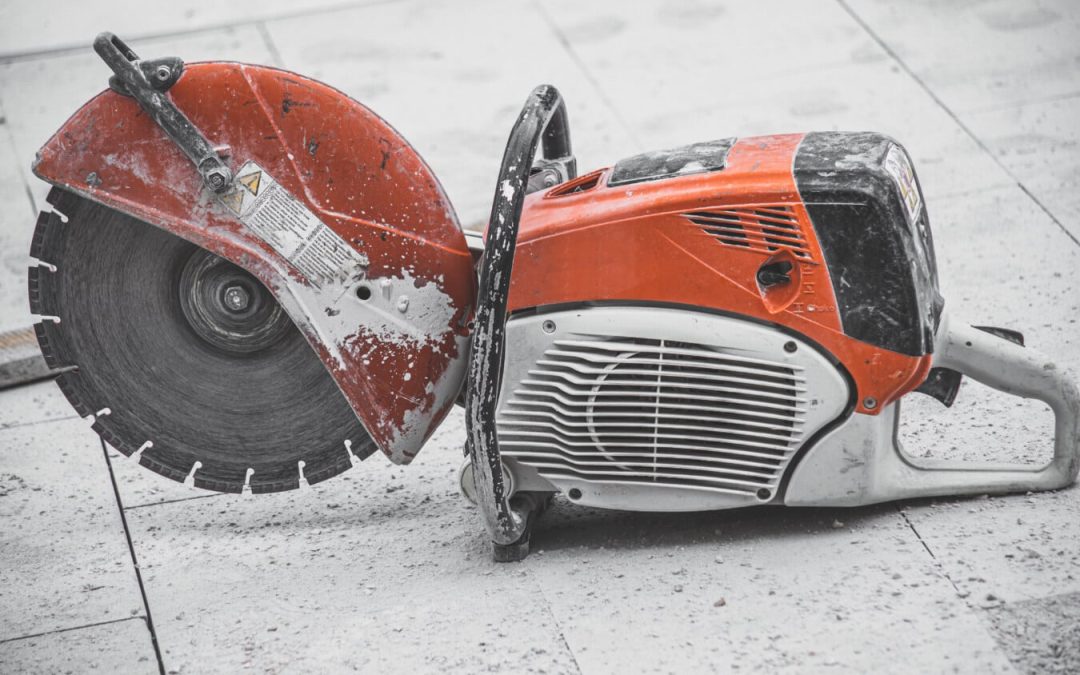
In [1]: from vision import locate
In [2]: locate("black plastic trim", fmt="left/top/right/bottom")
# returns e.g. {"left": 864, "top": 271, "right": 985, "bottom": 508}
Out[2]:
{"left": 793, "top": 132, "right": 942, "bottom": 357}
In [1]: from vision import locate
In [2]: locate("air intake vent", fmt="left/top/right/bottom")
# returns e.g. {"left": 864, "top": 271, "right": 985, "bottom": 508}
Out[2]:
{"left": 497, "top": 336, "right": 808, "bottom": 498}
{"left": 686, "top": 206, "right": 812, "bottom": 259}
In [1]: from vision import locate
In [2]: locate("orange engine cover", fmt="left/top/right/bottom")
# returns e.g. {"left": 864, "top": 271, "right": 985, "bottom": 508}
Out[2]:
{"left": 507, "top": 134, "right": 934, "bottom": 414}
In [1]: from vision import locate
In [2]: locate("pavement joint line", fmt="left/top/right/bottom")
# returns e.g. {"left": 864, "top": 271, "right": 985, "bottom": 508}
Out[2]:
{"left": 0, "top": 0, "right": 400, "bottom": 65}
{"left": 99, "top": 436, "right": 167, "bottom": 675}
{"left": 834, "top": 0, "right": 1080, "bottom": 250}
{"left": 0, "top": 99, "right": 41, "bottom": 223}
{"left": 0, "top": 615, "right": 147, "bottom": 645}
{"left": 532, "top": 0, "right": 646, "bottom": 154}
{"left": 959, "top": 89, "right": 1080, "bottom": 115}
{"left": 526, "top": 566, "right": 584, "bottom": 675}
{"left": 256, "top": 21, "right": 286, "bottom": 69}
{"left": 0, "top": 413, "right": 80, "bottom": 432}
{"left": 897, "top": 505, "right": 964, "bottom": 597}
{"left": 123, "top": 492, "right": 225, "bottom": 511}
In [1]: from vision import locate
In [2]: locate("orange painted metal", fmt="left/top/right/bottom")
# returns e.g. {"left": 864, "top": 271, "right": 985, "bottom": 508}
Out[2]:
{"left": 508, "top": 134, "right": 931, "bottom": 413}
{"left": 33, "top": 62, "right": 475, "bottom": 463}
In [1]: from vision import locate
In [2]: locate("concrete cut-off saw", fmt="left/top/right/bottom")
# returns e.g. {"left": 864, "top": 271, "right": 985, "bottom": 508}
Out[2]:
{"left": 27, "top": 34, "right": 1080, "bottom": 560}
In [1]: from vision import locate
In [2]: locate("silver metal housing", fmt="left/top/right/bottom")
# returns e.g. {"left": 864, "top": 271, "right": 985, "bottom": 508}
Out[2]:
{"left": 495, "top": 306, "right": 850, "bottom": 511}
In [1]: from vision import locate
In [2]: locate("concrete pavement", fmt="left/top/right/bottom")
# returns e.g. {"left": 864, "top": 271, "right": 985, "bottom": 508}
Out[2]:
{"left": 1, "top": 0, "right": 1078, "bottom": 672}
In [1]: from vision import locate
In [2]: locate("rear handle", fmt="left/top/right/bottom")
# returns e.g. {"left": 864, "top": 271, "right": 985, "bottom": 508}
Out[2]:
{"left": 892, "top": 313, "right": 1080, "bottom": 495}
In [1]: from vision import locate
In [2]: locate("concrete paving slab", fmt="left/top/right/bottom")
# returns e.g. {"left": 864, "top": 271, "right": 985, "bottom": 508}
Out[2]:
{"left": 0, "top": 0, "right": 378, "bottom": 59}
{"left": 926, "top": 184, "right": 1078, "bottom": 355}
{"left": 983, "top": 591, "right": 1080, "bottom": 674}
{"left": 0, "top": 1, "right": 1076, "bottom": 672}
{"left": 527, "top": 503, "right": 1013, "bottom": 673}
{"left": 0, "top": 380, "right": 75, "bottom": 431}
{"left": 962, "top": 95, "right": 1080, "bottom": 241}
{"left": 0, "top": 108, "right": 36, "bottom": 335}
{"left": 123, "top": 412, "right": 581, "bottom": 673}
{"left": 537, "top": 0, "right": 1014, "bottom": 205}
{"left": 844, "top": 0, "right": 1080, "bottom": 113}
{"left": 0, "top": 617, "right": 158, "bottom": 674}
{"left": 265, "top": 0, "right": 638, "bottom": 228}
{"left": 539, "top": 0, "right": 884, "bottom": 114}
{"left": 901, "top": 490, "right": 1080, "bottom": 606}
{"left": 0, "top": 419, "right": 145, "bottom": 639}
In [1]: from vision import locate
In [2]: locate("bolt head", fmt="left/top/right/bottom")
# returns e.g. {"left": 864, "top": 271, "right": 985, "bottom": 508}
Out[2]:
{"left": 155, "top": 65, "right": 171, "bottom": 81}
{"left": 222, "top": 285, "right": 251, "bottom": 312}
{"left": 206, "top": 171, "right": 228, "bottom": 190}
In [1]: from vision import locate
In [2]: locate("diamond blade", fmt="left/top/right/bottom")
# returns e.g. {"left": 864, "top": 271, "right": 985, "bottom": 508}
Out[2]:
{"left": 29, "top": 188, "right": 377, "bottom": 493}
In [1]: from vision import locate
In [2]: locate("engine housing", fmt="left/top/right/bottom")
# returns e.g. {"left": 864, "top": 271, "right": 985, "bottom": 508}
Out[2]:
{"left": 495, "top": 306, "right": 849, "bottom": 511}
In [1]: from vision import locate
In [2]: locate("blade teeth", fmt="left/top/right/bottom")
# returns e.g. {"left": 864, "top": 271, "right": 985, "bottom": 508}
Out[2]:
{"left": 350, "top": 433, "right": 379, "bottom": 462}
{"left": 45, "top": 185, "right": 84, "bottom": 213}
{"left": 34, "top": 320, "right": 73, "bottom": 370}
{"left": 250, "top": 476, "right": 301, "bottom": 494}
{"left": 302, "top": 453, "right": 355, "bottom": 487}
{"left": 53, "top": 371, "right": 95, "bottom": 419}
{"left": 190, "top": 460, "right": 248, "bottom": 494}
{"left": 91, "top": 415, "right": 139, "bottom": 457}
{"left": 29, "top": 210, "right": 60, "bottom": 262}
{"left": 28, "top": 264, "right": 58, "bottom": 316}
{"left": 137, "top": 450, "right": 191, "bottom": 485}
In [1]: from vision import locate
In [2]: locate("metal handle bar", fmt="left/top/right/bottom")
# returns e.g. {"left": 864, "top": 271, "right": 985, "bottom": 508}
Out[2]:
{"left": 464, "top": 85, "right": 572, "bottom": 555}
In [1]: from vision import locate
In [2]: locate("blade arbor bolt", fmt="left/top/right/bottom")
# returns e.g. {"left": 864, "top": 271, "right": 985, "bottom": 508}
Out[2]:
{"left": 223, "top": 285, "right": 251, "bottom": 313}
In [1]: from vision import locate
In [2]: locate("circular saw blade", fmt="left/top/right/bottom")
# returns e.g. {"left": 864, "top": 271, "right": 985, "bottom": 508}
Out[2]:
{"left": 29, "top": 189, "right": 377, "bottom": 493}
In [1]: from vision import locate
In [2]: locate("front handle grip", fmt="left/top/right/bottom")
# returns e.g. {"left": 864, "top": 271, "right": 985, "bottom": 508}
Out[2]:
{"left": 464, "top": 85, "right": 572, "bottom": 557}
{"left": 93, "top": 32, "right": 232, "bottom": 193}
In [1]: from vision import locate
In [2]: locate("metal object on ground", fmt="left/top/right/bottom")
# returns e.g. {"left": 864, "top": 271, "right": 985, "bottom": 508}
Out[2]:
{"left": 24, "top": 33, "right": 1080, "bottom": 561}
{"left": 0, "top": 327, "right": 54, "bottom": 390}
{"left": 34, "top": 37, "right": 475, "bottom": 466}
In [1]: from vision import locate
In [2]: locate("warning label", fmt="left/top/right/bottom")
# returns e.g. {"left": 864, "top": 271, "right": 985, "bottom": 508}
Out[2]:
{"left": 219, "top": 161, "right": 367, "bottom": 288}
{"left": 883, "top": 144, "right": 922, "bottom": 227}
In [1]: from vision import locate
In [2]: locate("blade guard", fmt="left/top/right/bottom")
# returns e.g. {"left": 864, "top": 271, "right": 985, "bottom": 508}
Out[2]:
{"left": 32, "top": 61, "right": 475, "bottom": 464}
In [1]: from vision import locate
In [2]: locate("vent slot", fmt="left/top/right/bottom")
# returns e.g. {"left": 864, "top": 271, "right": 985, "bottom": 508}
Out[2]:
{"left": 498, "top": 336, "right": 807, "bottom": 497}
{"left": 686, "top": 206, "right": 812, "bottom": 259}
{"left": 546, "top": 170, "right": 603, "bottom": 197}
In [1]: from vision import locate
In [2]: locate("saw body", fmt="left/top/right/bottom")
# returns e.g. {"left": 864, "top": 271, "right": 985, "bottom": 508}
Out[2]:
{"left": 29, "top": 34, "right": 1080, "bottom": 559}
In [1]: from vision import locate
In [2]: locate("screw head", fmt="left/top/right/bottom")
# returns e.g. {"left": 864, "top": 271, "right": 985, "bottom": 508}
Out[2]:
{"left": 542, "top": 319, "right": 556, "bottom": 334}
{"left": 222, "top": 285, "right": 251, "bottom": 312}
{"left": 155, "top": 65, "right": 171, "bottom": 81}
{"left": 863, "top": 397, "right": 878, "bottom": 410}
